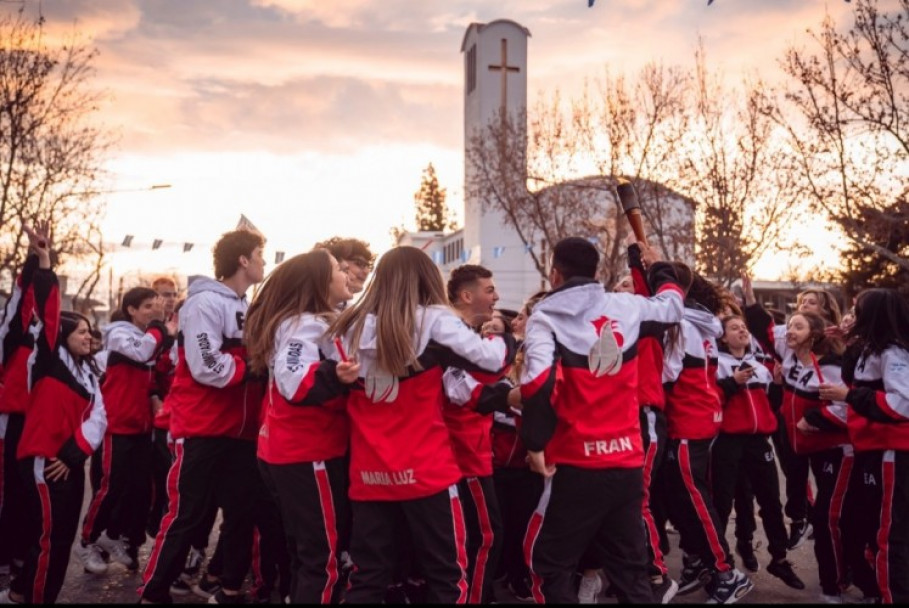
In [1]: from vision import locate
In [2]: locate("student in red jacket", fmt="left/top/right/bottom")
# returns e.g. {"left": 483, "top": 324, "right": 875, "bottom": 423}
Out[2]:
{"left": 1, "top": 225, "right": 107, "bottom": 605}
{"left": 662, "top": 272, "right": 753, "bottom": 603}
{"left": 520, "top": 237, "right": 685, "bottom": 604}
{"left": 710, "top": 315, "right": 804, "bottom": 589}
{"left": 76, "top": 287, "right": 176, "bottom": 575}
{"left": 329, "top": 246, "right": 513, "bottom": 604}
{"left": 0, "top": 251, "right": 39, "bottom": 578}
{"left": 245, "top": 249, "right": 358, "bottom": 604}
{"left": 821, "top": 288, "right": 909, "bottom": 604}
{"left": 140, "top": 229, "right": 266, "bottom": 604}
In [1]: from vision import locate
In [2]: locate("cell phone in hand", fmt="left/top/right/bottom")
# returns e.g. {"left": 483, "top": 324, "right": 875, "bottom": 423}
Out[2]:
{"left": 738, "top": 361, "right": 753, "bottom": 372}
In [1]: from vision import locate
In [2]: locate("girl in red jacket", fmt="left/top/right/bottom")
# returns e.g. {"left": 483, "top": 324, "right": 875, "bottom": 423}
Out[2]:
{"left": 329, "top": 246, "right": 513, "bottom": 604}
{"left": 1, "top": 226, "right": 107, "bottom": 605}
{"left": 245, "top": 249, "right": 358, "bottom": 604}
{"left": 821, "top": 288, "right": 909, "bottom": 604}
{"left": 710, "top": 315, "right": 804, "bottom": 589}
{"left": 76, "top": 288, "right": 175, "bottom": 575}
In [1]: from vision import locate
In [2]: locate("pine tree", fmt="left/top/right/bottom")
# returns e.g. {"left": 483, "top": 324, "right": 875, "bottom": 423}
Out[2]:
{"left": 414, "top": 163, "right": 450, "bottom": 232}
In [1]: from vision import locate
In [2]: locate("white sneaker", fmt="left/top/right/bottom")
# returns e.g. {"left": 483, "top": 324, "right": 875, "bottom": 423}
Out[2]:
{"left": 73, "top": 541, "right": 109, "bottom": 575}
{"left": 821, "top": 594, "right": 844, "bottom": 604}
{"left": 95, "top": 532, "right": 135, "bottom": 569}
{"left": 578, "top": 573, "right": 603, "bottom": 604}
{"left": 0, "top": 589, "right": 23, "bottom": 604}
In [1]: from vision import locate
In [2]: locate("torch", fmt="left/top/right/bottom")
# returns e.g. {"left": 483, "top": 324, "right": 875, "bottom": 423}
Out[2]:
{"left": 615, "top": 179, "right": 648, "bottom": 247}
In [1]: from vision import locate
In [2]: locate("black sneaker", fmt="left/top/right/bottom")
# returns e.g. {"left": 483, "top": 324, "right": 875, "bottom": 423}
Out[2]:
{"left": 651, "top": 577, "right": 679, "bottom": 604}
{"left": 193, "top": 576, "right": 223, "bottom": 600}
{"left": 766, "top": 559, "right": 805, "bottom": 590}
{"left": 706, "top": 569, "right": 753, "bottom": 604}
{"left": 383, "top": 583, "right": 409, "bottom": 604}
{"left": 170, "top": 575, "right": 193, "bottom": 596}
{"left": 678, "top": 555, "right": 710, "bottom": 595}
{"left": 735, "top": 541, "right": 760, "bottom": 572}
{"left": 788, "top": 520, "right": 813, "bottom": 550}
{"left": 208, "top": 589, "right": 246, "bottom": 604}
{"left": 507, "top": 578, "right": 534, "bottom": 602}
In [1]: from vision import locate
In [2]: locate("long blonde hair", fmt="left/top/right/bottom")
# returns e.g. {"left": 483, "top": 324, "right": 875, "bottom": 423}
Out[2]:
{"left": 328, "top": 246, "right": 449, "bottom": 376}
{"left": 244, "top": 249, "right": 336, "bottom": 374}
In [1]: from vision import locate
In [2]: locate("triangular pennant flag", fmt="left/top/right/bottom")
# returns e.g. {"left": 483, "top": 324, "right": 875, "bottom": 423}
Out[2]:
{"left": 122, "top": 235, "right": 134, "bottom": 247}
{"left": 460, "top": 250, "right": 469, "bottom": 263}
{"left": 524, "top": 243, "right": 533, "bottom": 253}
{"left": 274, "top": 251, "right": 285, "bottom": 264}
{"left": 236, "top": 214, "right": 262, "bottom": 234}
{"left": 183, "top": 243, "right": 194, "bottom": 252}
{"left": 152, "top": 239, "right": 163, "bottom": 250}
{"left": 431, "top": 250, "right": 444, "bottom": 264}
{"left": 493, "top": 246, "right": 506, "bottom": 259}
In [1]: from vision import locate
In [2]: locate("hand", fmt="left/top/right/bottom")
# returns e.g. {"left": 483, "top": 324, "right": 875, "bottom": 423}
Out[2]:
{"left": 796, "top": 417, "right": 818, "bottom": 434}
{"left": 824, "top": 325, "right": 846, "bottom": 340}
{"left": 741, "top": 272, "right": 755, "bottom": 306}
{"left": 481, "top": 319, "right": 505, "bottom": 337}
{"left": 733, "top": 367, "right": 755, "bottom": 386}
{"left": 526, "top": 450, "right": 556, "bottom": 478}
{"left": 165, "top": 315, "right": 179, "bottom": 337}
{"left": 150, "top": 396, "right": 164, "bottom": 417}
{"left": 772, "top": 364, "right": 783, "bottom": 385}
{"left": 45, "top": 457, "right": 70, "bottom": 482}
{"left": 336, "top": 359, "right": 360, "bottom": 384}
{"left": 23, "top": 222, "right": 52, "bottom": 268}
{"left": 507, "top": 386, "right": 523, "bottom": 410}
{"left": 819, "top": 383, "right": 848, "bottom": 402}
{"left": 638, "top": 241, "right": 661, "bottom": 269}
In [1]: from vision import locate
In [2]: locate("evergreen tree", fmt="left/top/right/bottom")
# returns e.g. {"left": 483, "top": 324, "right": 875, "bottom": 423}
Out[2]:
{"left": 414, "top": 163, "right": 450, "bottom": 232}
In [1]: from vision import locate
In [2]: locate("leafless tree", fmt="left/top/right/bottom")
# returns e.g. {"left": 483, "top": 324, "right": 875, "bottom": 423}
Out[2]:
{"left": 773, "top": 0, "right": 909, "bottom": 277}
{"left": 0, "top": 11, "right": 112, "bottom": 306}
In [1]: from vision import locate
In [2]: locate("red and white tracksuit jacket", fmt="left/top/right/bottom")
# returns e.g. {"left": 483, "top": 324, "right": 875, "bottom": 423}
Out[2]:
{"left": 519, "top": 266, "right": 685, "bottom": 469}
{"left": 0, "top": 254, "right": 39, "bottom": 418}
{"left": 100, "top": 320, "right": 172, "bottom": 435}
{"left": 16, "top": 268, "right": 107, "bottom": 466}
{"left": 257, "top": 314, "right": 349, "bottom": 465}
{"left": 341, "top": 306, "right": 512, "bottom": 501}
{"left": 845, "top": 346, "right": 909, "bottom": 452}
{"left": 167, "top": 278, "right": 263, "bottom": 441}
{"left": 716, "top": 350, "right": 778, "bottom": 435}
{"left": 662, "top": 307, "right": 724, "bottom": 441}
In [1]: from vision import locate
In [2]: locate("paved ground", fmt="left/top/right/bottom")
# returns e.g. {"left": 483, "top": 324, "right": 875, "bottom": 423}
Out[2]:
{"left": 1, "top": 463, "right": 869, "bottom": 604}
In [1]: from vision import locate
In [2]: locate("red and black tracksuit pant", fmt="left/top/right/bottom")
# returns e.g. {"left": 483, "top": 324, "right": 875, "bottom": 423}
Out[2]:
{"left": 82, "top": 432, "right": 153, "bottom": 551}
{"left": 140, "top": 437, "right": 259, "bottom": 603}
{"left": 345, "top": 485, "right": 469, "bottom": 604}
{"left": 641, "top": 407, "right": 669, "bottom": 578}
{"left": 259, "top": 457, "right": 348, "bottom": 604}
{"left": 9, "top": 457, "right": 84, "bottom": 604}
{"left": 459, "top": 475, "right": 502, "bottom": 604}
{"left": 0, "top": 413, "right": 28, "bottom": 570}
{"left": 493, "top": 466, "right": 543, "bottom": 591}
{"left": 710, "top": 433, "right": 788, "bottom": 561}
{"left": 842, "top": 450, "right": 908, "bottom": 603}
{"left": 147, "top": 427, "right": 172, "bottom": 538}
{"left": 664, "top": 438, "right": 733, "bottom": 574}
{"left": 524, "top": 465, "right": 653, "bottom": 604}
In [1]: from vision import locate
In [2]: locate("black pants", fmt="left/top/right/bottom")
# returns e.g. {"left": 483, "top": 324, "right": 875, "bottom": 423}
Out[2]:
{"left": 525, "top": 465, "right": 652, "bottom": 604}
{"left": 260, "top": 458, "right": 348, "bottom": 604}
{"left": 346, "top": 486, "right": 468, "bottom": 604}
{"left": 809, "top": 446, "right": 854, "bottom": 596}
{"left": 140, "top": 437, "right": 259, "bottom": 602}
{"left": 733, "top": 475, "right": 757, "bottom": 544}
{"left": 0, "top": 413, "right": 27, "bottom": 568}
{"left": 146, "top": 428, "right": 171, "bottom": 538}
{"left": 842, "top": 450, "right": 909, "bottom": 603}
{"left": 665, "top": 438, "right": 732, "bottom": 573}
{"left": 83, "top": 432, "right": 153, "bottom": 549}
{"left": 772, "top": 412, "right": 812, "bottom": 523}
{"left": 711, "top": 433, "right": 788, "bottom": 561}
{"left": 641, "top": 407, "right": 669, "bottom": 577}
{"left": 493, "top": 466, "right": 543, "bottom": 589}
{"left": 10, "top": 457, "right": 84, "bottom": 604}
{"left": 459, "top": 475, "right": 503, "bottom": 604}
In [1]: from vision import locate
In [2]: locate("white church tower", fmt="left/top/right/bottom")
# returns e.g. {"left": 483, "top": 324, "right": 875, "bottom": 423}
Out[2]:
{"left": 459, "top": 20, "right": 542, "bottom": 309}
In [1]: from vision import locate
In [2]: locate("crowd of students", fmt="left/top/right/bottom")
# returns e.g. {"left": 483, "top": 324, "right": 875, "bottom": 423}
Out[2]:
{"left": 0, "top": 223, "right": 906, "bottom": 605}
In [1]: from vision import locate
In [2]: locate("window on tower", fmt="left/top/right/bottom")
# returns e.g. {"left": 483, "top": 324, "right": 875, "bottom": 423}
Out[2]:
{"left": 466, "top": 44, "right": 477, "bottom": 94}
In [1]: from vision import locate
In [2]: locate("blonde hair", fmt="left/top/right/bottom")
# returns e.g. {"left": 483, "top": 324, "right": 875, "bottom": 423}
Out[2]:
{"left": 796, "top": 289, "right": 842, "bottom": 326}
{"left": 328, "top": 246, "right": 449, "bottom": 376}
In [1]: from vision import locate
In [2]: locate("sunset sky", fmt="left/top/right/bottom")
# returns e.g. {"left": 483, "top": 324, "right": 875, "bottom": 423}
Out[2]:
{"left": 15, "top": 0, "right": 875, "bottom": 296}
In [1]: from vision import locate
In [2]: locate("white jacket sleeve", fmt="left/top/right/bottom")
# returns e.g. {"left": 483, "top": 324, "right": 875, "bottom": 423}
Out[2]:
{"left": 273, "top": 317, "right": 328, "bottom": 403}
{"left": 430, "top": 311, "right": 508, "bottom": 373}
{"left": 181, "top": 296, "right": 243, "bottom": 388}
{"left": 108, "top": 325, "right": 164, "bottom": 363}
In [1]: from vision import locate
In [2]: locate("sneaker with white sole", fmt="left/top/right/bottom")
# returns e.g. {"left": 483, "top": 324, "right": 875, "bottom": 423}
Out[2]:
{"left": 193, "top": 576, "right": 223, "bottom": 600}
{"left": 578, "top": 573, "right": 603, "bottom": 604}
{"left": 0, "top": 589, "right": 23, "bottom": 604}
{"left": 95, "top": 532, "right": 136, "bottom": 569}
{"left": 73, "top": 541, "right": 109, "bottom": 575}
{"left": 651, "top": 576, "right": 679, "bottom": 604}
{"left": 170, "top": 574, "right": 193, "bottom": 597}
{"left": 706, "top": 569, "right": 753, "bottom": 605}
{"left": 788, "top": 520, "right": 813, "bottom": 550}
{"left": 678, "top": 554, "right": 710, "bottom": 595}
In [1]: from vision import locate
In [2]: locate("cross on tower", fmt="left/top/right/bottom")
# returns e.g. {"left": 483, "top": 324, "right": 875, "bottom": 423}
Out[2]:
{"left": 488, "top": 38, "right": 520, "bottom": 117}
